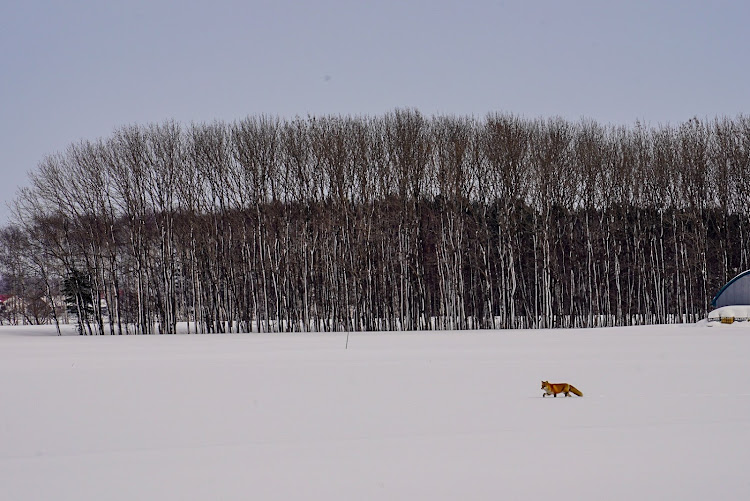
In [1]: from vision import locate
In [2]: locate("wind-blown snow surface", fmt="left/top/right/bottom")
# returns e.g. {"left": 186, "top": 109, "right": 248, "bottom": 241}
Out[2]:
{"left": 1, "top": 323, "right": 749, "bottom": 500}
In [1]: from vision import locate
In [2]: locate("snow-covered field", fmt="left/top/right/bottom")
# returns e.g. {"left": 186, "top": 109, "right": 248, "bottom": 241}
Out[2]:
{"left": 1, "top": 322, "right": 749, "bottom": 500}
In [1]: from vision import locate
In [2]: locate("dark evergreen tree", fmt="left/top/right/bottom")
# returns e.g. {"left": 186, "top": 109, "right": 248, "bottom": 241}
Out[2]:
{"left": 62, "top": 269, "right": 95, "bottom": 335}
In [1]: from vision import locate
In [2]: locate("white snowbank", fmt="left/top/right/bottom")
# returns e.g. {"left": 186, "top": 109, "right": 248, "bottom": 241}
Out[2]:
{"left": 707, "top": 305, "right": 750, "bottom": 322}
{"left": 1, "top": 323, "right": 748, "bottom": 501}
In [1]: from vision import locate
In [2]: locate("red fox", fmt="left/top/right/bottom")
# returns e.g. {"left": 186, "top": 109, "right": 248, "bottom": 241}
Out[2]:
{"left": 541, "top": 381, "right": 583, "bottom": 397}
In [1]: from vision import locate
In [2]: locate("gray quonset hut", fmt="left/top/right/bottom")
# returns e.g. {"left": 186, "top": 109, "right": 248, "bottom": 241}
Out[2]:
{"left": 712, "top": 271, "right": 750, "bottom": 308}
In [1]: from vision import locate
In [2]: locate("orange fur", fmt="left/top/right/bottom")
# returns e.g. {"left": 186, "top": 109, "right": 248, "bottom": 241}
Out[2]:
{"left": 541, "top": 380, "right": 583, "bottom": 397}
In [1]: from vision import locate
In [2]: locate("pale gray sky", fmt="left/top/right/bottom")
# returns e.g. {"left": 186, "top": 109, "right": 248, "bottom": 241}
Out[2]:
{"left": 2, "top": 0, "right": 749, "bottom": 221}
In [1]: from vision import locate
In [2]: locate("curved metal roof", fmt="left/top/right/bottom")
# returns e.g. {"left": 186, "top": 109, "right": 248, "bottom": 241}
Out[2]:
{"left": 711, "top": 270, "right": 750, "bottom": 308}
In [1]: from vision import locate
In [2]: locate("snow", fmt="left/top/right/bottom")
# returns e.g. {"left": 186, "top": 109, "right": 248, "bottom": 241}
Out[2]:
{"left": 708, "top": 305, "right": 750, "bottom": 321}
{"left": 1, "top": 323, "right": 749, "bottom": 500}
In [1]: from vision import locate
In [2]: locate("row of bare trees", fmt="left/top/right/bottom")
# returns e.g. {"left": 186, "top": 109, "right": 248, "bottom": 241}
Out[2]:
{"left": 2, "top": 111, "right": 749, "bottom": 333}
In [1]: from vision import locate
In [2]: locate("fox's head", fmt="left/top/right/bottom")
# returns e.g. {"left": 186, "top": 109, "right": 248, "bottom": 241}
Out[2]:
{"left": 541, "top": 381, "right": 549, "bottom": 389}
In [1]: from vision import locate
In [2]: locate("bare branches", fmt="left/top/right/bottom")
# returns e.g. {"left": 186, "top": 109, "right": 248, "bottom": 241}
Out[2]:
{"left": 3, "top": 113, "right": 748, "bottom": 331}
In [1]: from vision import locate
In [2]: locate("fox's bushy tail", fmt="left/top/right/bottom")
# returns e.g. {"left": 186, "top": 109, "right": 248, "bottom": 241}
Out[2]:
{"left": 569, "top": 385, "right": 583, "bottom": 397}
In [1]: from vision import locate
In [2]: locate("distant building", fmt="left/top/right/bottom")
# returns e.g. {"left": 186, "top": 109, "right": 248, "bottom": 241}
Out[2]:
{"left": 712, "top": 271, "right": 750, "bottom": 309}
{"left": 708, "top": 271, "right": 750, "bottom": 323}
